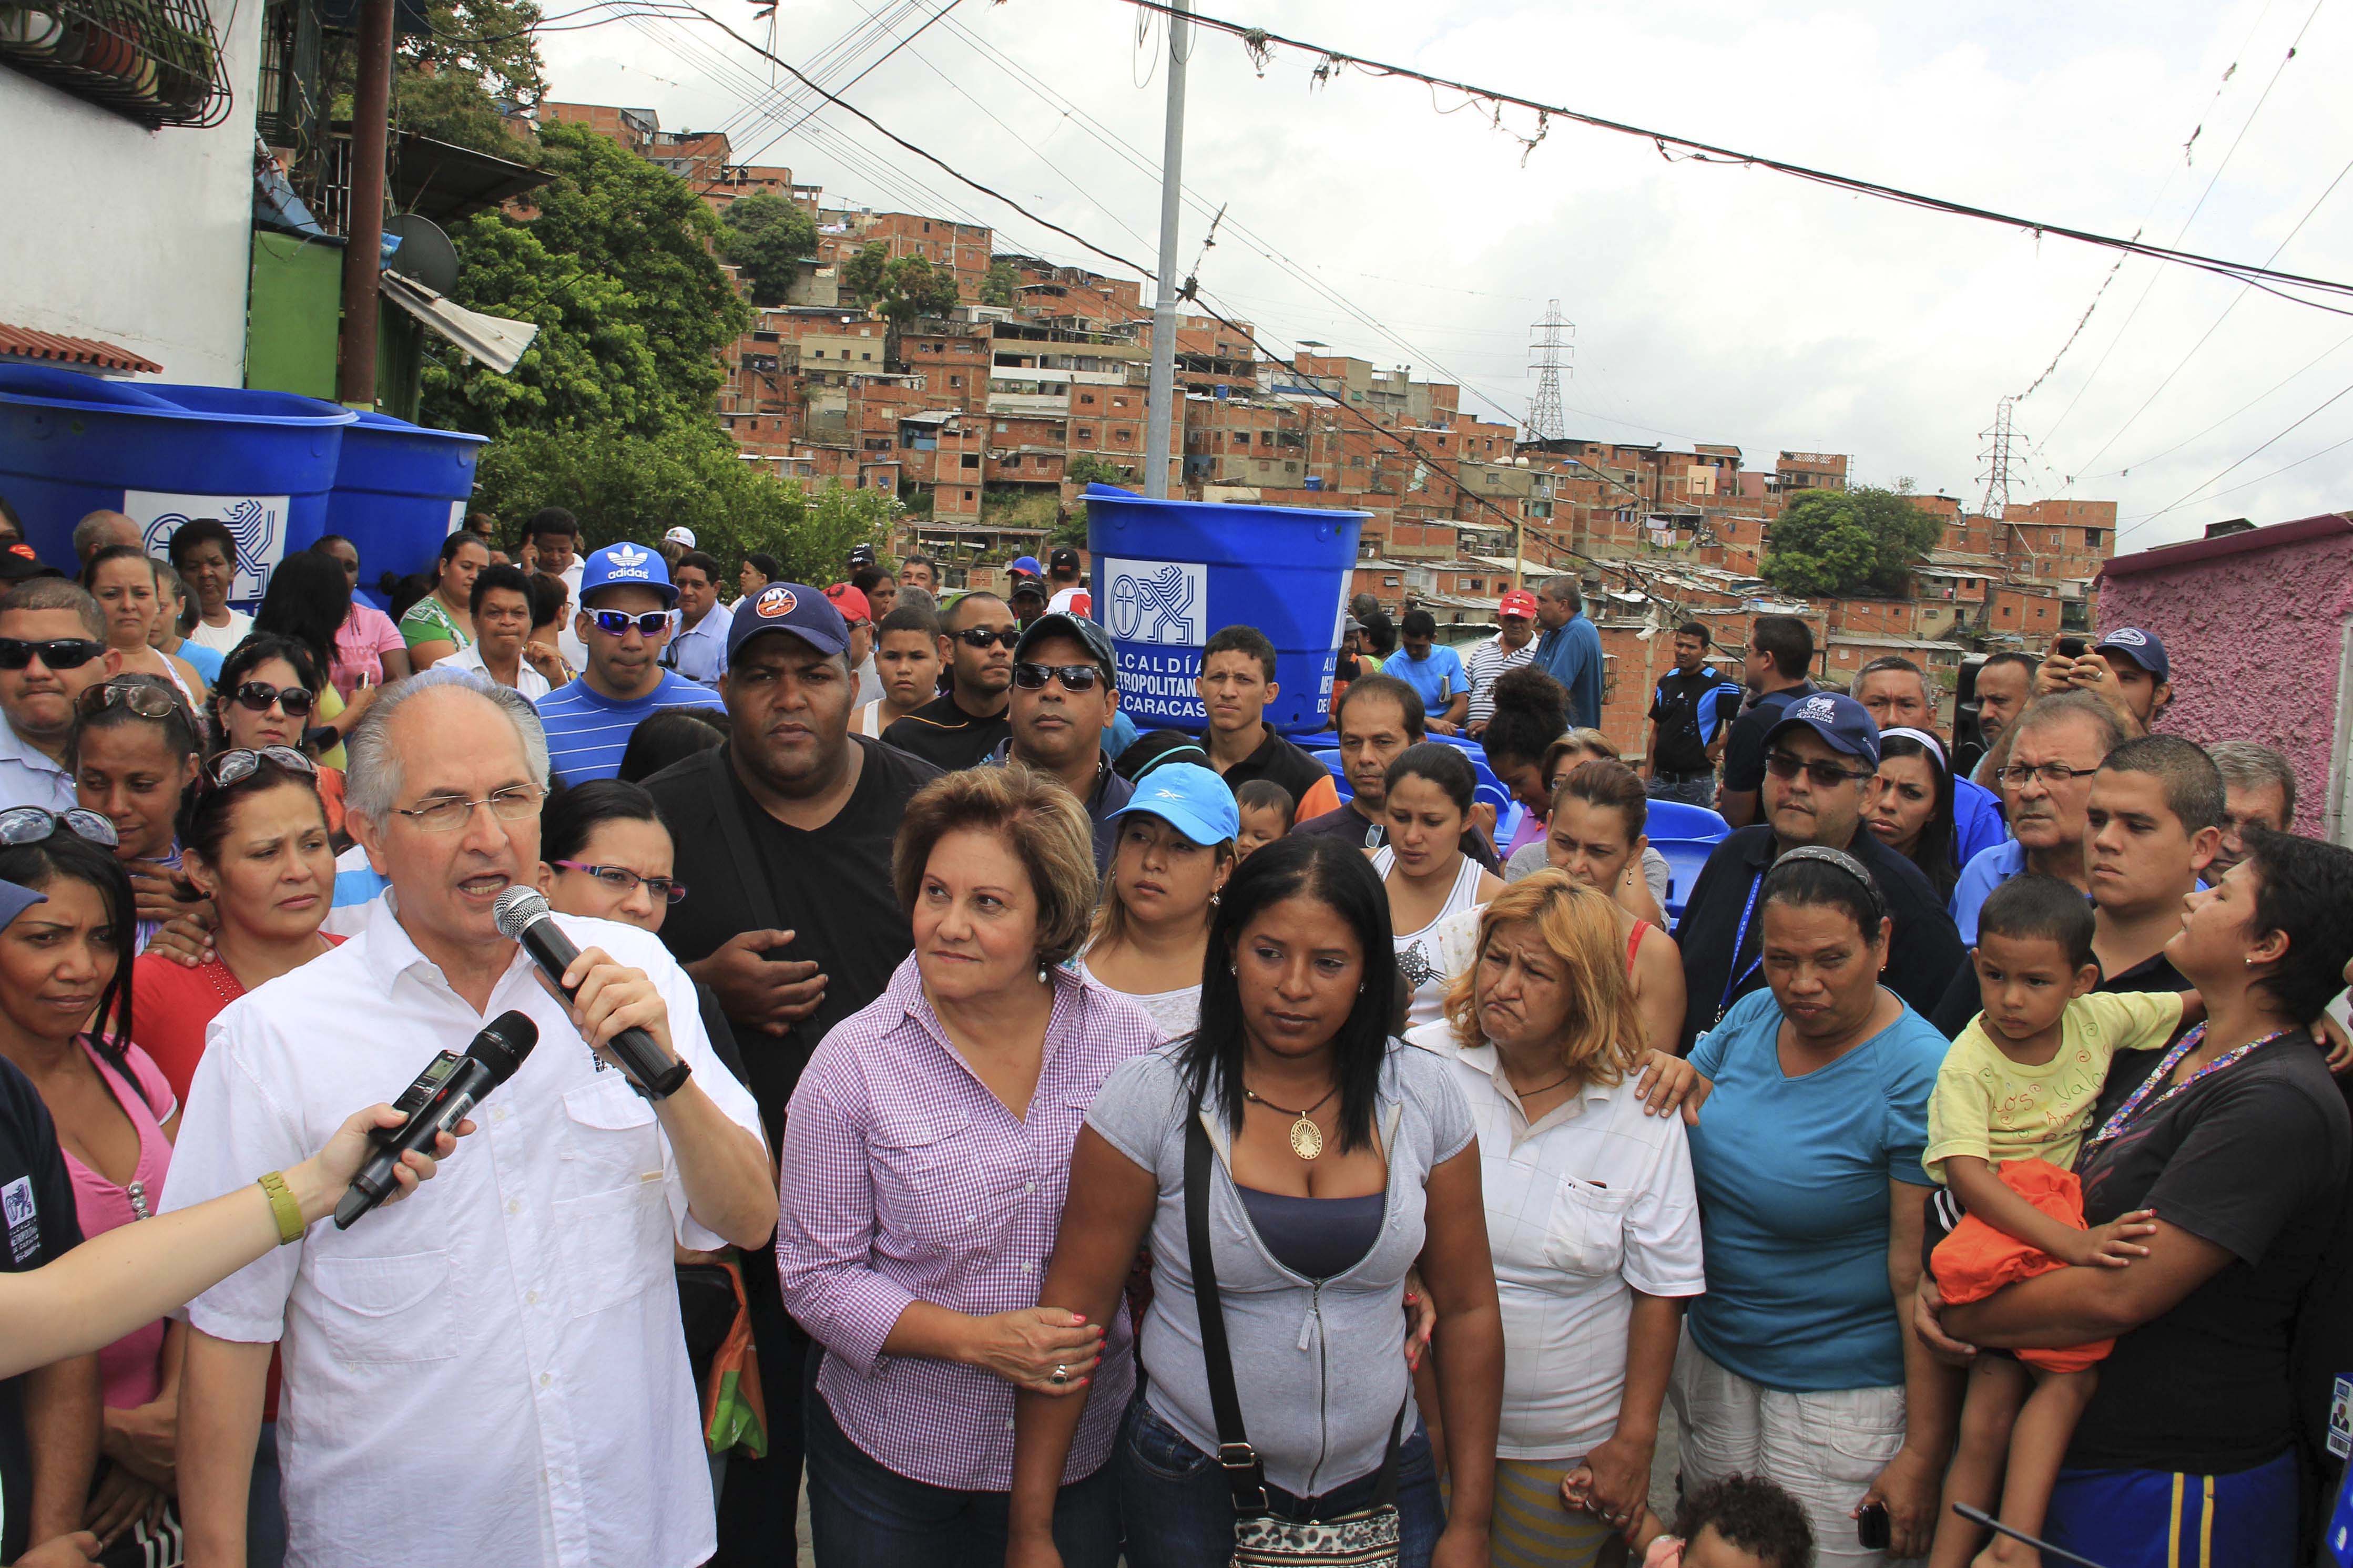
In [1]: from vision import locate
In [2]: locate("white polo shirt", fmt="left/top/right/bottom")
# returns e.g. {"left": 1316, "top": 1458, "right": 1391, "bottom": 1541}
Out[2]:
{"left": 443, "top": 641, "right": 553, "bottom": 700}
{"left": 1404, "top": 1025, "right": 1705, "bottom": 1460}
{"left": 0, "top": 718, "right": 74, "bottom": 811}
{"left": 162, "top": 896, "right": 766, "bottom": 1568}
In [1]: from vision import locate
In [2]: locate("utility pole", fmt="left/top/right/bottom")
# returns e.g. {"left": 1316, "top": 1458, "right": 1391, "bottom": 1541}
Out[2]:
{"left": 1141, "top": 0, "right": 1190, "bottom": 499}
{"left": 336, "top": 0, "right": 395, "bottom": 408}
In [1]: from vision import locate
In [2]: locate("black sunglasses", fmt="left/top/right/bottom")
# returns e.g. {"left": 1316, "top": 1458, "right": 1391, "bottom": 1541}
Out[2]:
{"left": 1765, "top": 751, "right": 1874, "bottom": 788}
{"left": 231, "top": 681, "right": 315, "bottom": 718}
{"left": 0, "top": 637, "right": 107, "bottom": 672}
{"left": 955, "top": 627, "right": 1021, "bottom": 650}
{"left": 1013, "top": 661, "right": 1105, "bottom": 693}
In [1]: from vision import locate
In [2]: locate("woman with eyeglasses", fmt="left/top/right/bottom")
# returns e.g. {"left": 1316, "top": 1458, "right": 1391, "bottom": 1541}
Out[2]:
{"left": 147, "top": 560, "right": 225, "bottom": 691}
{"left": 0, "top": 817, "right": 191, "bottom": 1551}
{"left": 1865, "top": 730, "right": 1958, "bottom": 905}
{"left": 85, "top": 545, "right": 210, "bottom": 712}
{"left": 1374, "top": 743, "right": 1507, "bottom": 1030}
{"left": 398, "top": 534, "right": 490, "bottom": 671}
{"left": 1075, "top": 763, "right": 1237, "bottom": 1041}
{"left": 209, "top": 637, "right": 353, "bottom": 838}
{"left": 309, "top": 537, "right": 409, "bottom": 699}
{"left": 70, "top": 675, "right": 204, "bottom": 954}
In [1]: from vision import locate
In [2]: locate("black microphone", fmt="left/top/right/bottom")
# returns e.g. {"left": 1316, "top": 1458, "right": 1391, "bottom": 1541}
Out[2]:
{"left": 334, "top": 1011, "right": 538, "bottom": 1229}
{"left": 492, "top": 886, "right": 693, "bottom": 1100}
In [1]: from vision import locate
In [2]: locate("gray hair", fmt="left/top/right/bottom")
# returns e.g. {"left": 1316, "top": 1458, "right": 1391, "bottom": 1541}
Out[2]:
{"left": 1536, "top": 575, "right": 1582, "bottom": 613}
{"left": 0, "top": 578, "right": 105, "bottom": 640}
{"left": 344, "top": 666, "right": 551, "bottom": 823}
{"left": 2207, "top": 740, "right": 2298, "bottom": 821}
{"left": 2013, "top": 689, "right": 2128, "bottom": 758}
{"left": 897, "top": 586, "right": 939, "bottom": 617}
{"left": 72, "top": 510, "right": 137, "bottom": 562}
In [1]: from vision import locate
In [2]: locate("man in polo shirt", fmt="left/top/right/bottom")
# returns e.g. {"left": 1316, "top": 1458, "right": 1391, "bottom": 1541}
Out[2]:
{"left": 1464, "top": 589, "right": 1539, "bottom": 739}
{"left": 1531, "top": 575, "right": 1604, "bottom": 730}
{"left": 1389, "top": 609, "right": 1471, "bottom": 734}
{"left": 1675, "top": 691, "right": 1964, "bottom": 1049}
{"left": 884, "top": 591, "right": 1017, "bottom": 772}
{"left": 1716, "top": 613, "right": 1817, "bottom": 828}
{"left": 1196, "top": 624, "right": 1328, "bottom": 806}
{"left": 1852, "top": 654, "right": 2007, "bottom": 865}
{"left": 535, "top": 542, "right": 725, "bottom": 784}
{"left": 0, "top": 579, "right": 118, "bottom": 811}
{"left": 665, "top": 550, "right": 732, "bottom": 687}
{"left": 1642, "top": 622, "right": 1744, "bottom": 809}
{"left": 993, "top": 613, "right": 1132, "bottom": 870}
{"left": 1949, "top": 691, "right": 2127, "bottom": 942}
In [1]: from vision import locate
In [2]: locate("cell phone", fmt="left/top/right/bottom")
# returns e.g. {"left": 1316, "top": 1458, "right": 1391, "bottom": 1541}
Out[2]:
{"left": 1856, "top": 1501, "right": 1891, "bottom": 1550}
{"left": 2054, "top": 636, "right": 2087, "bottom": 659}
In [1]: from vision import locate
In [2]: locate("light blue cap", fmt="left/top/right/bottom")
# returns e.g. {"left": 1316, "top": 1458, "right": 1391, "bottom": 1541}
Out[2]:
{"left": 1111, "top": 762, "right": 1240, "bottom": 846}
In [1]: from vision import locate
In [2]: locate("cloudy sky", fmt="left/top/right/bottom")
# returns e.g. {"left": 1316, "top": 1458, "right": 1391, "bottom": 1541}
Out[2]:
{"left": 539, "top": 0, "right": 2353, "bottom": 550}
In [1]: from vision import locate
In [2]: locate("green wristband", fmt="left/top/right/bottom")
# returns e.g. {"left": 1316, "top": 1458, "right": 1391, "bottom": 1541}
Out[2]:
{"left": 258, "top": 1171, "right": 305, "bottom": 1246}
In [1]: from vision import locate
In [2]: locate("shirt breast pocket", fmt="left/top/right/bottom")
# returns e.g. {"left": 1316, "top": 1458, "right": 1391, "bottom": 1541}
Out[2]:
{"left": 560, "top": 1077, "right": 664, "bottom": 1195}
{"left": 310, "top": 1248, "right": 463, "bottom": 1364}
{"left": 870, "top": 1111, "right": 997, "bottom": 1254}
{"left": 556, "top": 1078, "right": 672, "bottom": 1316}
{"left": 1544, "top": 1176, "right": 1632, "bottom": 1280}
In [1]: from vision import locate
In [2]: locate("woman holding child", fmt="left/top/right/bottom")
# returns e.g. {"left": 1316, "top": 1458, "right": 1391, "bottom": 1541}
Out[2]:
{"left": 1923, "top": 829, "right": 2353, "bottom": 1565}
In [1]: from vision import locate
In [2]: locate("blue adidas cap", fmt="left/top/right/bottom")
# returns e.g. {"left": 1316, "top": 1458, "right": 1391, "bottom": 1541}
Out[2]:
{"left": 726, "top": 581, "right": 851, "bottom": 661}
{"left": 2094, "top": 627, "right": 2170, "bottom": 683}
{"left": 579, "top": 541, "right": 678, "bottom": 608}
{"left": 1112, "top": 762, "right": 1241, "bottom": 846}
{"left": 1764, "top": 690, "right": 1882, "bottom": 767}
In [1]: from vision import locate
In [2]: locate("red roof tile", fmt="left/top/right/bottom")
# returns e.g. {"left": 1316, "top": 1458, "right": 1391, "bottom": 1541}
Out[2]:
{"left": 0, "top": 323, "right": 162, "bottom": 376}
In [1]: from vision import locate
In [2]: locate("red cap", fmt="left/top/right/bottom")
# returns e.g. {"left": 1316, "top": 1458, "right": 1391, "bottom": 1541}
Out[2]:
{"left": 823, "top": 582, "right": 872, "bottom": 626}
{"left": 1499, "top": 588, "right": 1538, "bottom": 619}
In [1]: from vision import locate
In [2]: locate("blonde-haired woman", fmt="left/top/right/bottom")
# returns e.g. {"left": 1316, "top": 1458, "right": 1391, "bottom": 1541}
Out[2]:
{"left": 1405, "top": 870, "right": 1703, "bottom": 1565}
{"left": 1074, "top": 763, "right": 1236, "bottom": 1040}
{"left": 777, "top": 762, "right": 1160, "bottom": 1568}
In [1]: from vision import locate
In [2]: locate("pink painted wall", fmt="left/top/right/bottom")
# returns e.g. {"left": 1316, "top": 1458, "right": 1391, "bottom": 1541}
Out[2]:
{"left": 2097, "top": 523, "right": 2353, "bottom": 836}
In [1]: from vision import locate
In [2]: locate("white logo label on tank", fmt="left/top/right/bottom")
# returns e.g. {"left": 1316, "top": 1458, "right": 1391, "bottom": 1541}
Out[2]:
{"left": 126, "top": 490, "right": 289, "bottom": 602}
{"left": 1102, "top": 558, "right": 1206, "bottom": 647}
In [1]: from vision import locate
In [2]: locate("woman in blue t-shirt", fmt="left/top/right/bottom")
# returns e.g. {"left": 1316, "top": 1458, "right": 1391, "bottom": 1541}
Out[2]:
{"left": 1641, "top": 846, "right": 1954, "bottom": 1565}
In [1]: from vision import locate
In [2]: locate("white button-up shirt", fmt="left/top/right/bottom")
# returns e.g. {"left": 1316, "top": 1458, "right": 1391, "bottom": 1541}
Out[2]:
{"left": 666, "top": 600, "right": 731, "bottom": 686}
{"left": 443, "top": 641, "right": 553, "bottom": 700}
{"left": 161, "top": 896, "right": 765, "bottom": 1568}
{"left": 0, "top": 717, "right": 75, "bottom": 812}
{"left": 1406, "top": 1023, "right": 1705, "bottom": 1460}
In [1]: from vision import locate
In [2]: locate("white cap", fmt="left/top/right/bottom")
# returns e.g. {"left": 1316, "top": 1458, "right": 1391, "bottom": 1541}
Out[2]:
{"left": 663, "top": 526, "right": 697, "bottom": 548}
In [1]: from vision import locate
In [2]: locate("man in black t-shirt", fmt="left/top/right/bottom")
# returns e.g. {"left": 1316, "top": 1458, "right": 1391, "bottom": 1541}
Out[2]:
{"left": 1643, "top": 621, "right": 1745, "bottom": 809}
{"left": 1198, "top": 624, "right": 1329, "bottom": 805}
{"left": 642, "top": 583, "right": 942, "bottom": 1567}
{"left": 0, "top": 1036, "right": 99, "bottom": 1566}
{"left": 882, "top": 590, "right": 1016, "bottom": 771}
{"left": 1716, "top": 613, "right": 1818, "bottom": 828}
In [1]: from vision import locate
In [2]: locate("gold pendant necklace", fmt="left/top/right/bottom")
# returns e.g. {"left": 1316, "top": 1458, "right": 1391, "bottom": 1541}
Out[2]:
{"left": 1244, "top": 1083, "right": 1341, "bottom": 1161}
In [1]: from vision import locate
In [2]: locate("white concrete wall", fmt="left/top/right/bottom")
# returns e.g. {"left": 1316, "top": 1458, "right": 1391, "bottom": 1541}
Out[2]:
{"left": 0, "top": 0, "right": 263, "bottom": 387}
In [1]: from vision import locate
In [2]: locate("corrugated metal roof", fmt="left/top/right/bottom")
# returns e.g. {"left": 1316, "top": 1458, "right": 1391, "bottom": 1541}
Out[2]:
{"left": 0, "top": 324, "right": 161, "bottom": 376}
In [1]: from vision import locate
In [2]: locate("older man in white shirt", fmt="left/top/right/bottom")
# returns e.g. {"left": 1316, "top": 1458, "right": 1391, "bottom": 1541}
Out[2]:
{"left": 164, "top": 668, "right": 776, "bottom": 1568}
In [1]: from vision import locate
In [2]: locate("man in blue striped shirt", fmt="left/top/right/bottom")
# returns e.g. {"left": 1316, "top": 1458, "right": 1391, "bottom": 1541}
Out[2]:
{"left": 535, "top": 542, "right": 724, "bottom": 784}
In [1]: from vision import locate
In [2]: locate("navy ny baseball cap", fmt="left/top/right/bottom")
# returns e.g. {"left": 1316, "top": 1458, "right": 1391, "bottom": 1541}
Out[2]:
{"left": 579, "top": 541, "right": 677, "bottom": 608}
{"left": 2094, "top": 627, "right": 2170, "bottom": 683}
{"left": 1764, "top": 690, "right": 1882, "bottom": 767}
{"left": 1112, "top": 762, "right": 1241, "bottom": 846}
{"left": 726, "top": 581, "right": 851, "bottom": 661}
{"left": 1014, "top": 612, "right": 1117, "bottom": 687}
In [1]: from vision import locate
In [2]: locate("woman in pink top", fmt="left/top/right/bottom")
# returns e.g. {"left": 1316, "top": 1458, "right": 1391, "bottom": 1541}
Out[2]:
{"left": 313, "top": 536, "right": 412, "bottom": 697}
{"left": 0, "top": 819, "right": 185, "bottom": 1547}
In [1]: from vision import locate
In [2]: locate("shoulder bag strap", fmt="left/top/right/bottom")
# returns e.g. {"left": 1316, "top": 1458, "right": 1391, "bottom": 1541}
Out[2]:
{"left": 1185, "top": 1105, "right": 1272, "bottom": 1515}
{"left": 701, "top": 747, "right": 784, "bottom": 934}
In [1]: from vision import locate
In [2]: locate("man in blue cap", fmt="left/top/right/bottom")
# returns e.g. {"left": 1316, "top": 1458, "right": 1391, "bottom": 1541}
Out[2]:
{"left": 1673, "top": 690, "right": 1965, "bottom": 1048}
{"left": 534, "top": 541, "right": 725, "bottom": 784}
{"left": 2037, "top": 627, "right": 2173, "bottom": 736}
{"left": 991, "top": 611, "right": 1133, "bottom": 872}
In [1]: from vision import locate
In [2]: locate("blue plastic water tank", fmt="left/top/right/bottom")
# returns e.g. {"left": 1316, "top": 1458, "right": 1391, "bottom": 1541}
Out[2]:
{"left": 1085, "top": 484, "right": 1366, "bottom": 735}
{"left": 324, "top": 412, "right": 488, "bottom": 590}
{"left": 0, "top": 366, "right": 354, "bottom": 602}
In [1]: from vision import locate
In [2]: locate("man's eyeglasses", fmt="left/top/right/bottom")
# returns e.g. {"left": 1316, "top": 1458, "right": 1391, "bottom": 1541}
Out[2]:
{"left": 208, "top": 746, "right": 318, "bottom": 787}
{"left": 78, "top": 679, "right": 186, "bottom": 721}
{"left": 587, "top": 609, "right": 674, "bottom": 639}
{"left": 231, "top": 681, "right": 314, "bottom": 718}
{"left": 394, "top": 785, "right": 546, "bottom": 833}
{"left": 1012, "top": 662, "right": 1104, "bottom": 693}
{"left": 0, "top": 637, "right": 106, "bottom": 672}
{"left": 553, "top": 860, "right": 689, "bottom": 904}
{"left": 954, "top": 627, "right": 1020, "bottom": 650}
{"left": 0, "top": 806, "right": 120, "bottom": 849}
{"left": 1765, "top": 751, "right": 1875, "bottom": 788}
{"left": 1993, "top": 761, "right": 2100, "bottom": 788}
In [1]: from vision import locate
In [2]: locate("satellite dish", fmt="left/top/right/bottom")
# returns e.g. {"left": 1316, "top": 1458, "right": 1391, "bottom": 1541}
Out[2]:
{"left": 384, "top": 213, "right": 461, "bottom": 296}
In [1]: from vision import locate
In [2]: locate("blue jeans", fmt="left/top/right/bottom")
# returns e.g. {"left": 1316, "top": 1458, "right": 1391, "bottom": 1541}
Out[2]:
{"left": 802, "top": 1362, "right": 1121, "bottom": 1568}
{"left": 1115, "top": 1397, "right": 1444, "bottom": 1568}
{"left": 1647, "top": 772, "right": 1717, "bottom": 809}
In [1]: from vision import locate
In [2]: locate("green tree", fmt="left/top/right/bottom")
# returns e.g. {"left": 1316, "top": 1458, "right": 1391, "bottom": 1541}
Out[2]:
{"left": 840, "top": 242, "right": 963, "bottom": 325}
{"left": 423, "top": 120, "right": 750, "bottom": 440}
{"left": 1760, "top": 486, "right": 1945, "bottom": 598}
{"left": 982, "top": 260, "right": 1020, "bottom": 308}
{"left": 1065, "top": 455, "right": 1127, "bottom": 487}
{"left": 715, "top": 192, "right": 819, "bottom": 307}
{"left": 320, "top": 0, "right": 546, "bottom": 160}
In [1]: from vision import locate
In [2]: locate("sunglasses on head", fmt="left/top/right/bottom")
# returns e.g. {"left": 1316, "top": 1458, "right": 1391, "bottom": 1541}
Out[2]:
{"left": 78, "top": 679, "right": 186, "bottom": 721}
{"left": 1013, "top": 661, "right": 1105, "bottom": 693}
{"left": 587, "top": 609, "right": 674, "bottom": 639}
{"left": 207, "top": 746, "right": 319, "bottom": 787}
{"left": 0, "top": 637, "right": 107, "bottom": 672}
{"left": 231, "top": 681, "right": 314, "bottom": 718}
{"left": 955, "top": 627, "right": 1020, "bottom": 650}
{"left": 1765, "top": 751, "right": 1874, "bottom": 788}
{"left": 0, "top": 805, "right": 120, "bottom": 849}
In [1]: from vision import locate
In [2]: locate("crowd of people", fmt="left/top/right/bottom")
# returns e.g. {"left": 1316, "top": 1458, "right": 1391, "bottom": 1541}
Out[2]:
{"left": 0, "top": 497, "right": 2345, "bottom": 1568}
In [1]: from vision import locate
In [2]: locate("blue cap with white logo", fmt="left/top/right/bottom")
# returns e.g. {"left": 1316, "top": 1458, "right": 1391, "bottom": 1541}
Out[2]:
{"left": 2094, "top": 627, "right": 2170, "bottom": 683}
{"left": 1110, "top": 762, "right": 1241, "bottom": 847}
{"left": 579, "top": 541, "right": 678, "bottom": 608}
{"left": 726, "top": 581, "right": 852, "bottom": 661}
{"left": 1764, "top": 691, "right": 1882, "bottom": 767}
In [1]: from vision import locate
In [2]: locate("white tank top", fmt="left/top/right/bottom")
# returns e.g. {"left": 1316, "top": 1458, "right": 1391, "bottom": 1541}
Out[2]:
{"left": 853, "top": 701, "right": 883, "bottom": 738}
{"left": 1371, "top": 848, "right": 1489, "bottom": 1029}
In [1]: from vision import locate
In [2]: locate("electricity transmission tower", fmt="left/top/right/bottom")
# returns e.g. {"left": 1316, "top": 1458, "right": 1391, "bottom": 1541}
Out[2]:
{"left": 1977, "top": 396, "right": 2028, "bottom": 518}
{"left": 1525, "top": 300, "right": 1573, "bottom": 442}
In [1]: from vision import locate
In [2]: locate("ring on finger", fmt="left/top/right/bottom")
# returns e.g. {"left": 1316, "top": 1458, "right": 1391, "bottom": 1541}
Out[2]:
{"left": 1049, "top": 1363, "right": 1069, "bottom": 1386}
